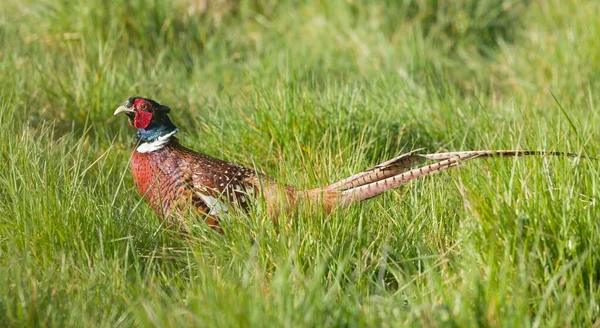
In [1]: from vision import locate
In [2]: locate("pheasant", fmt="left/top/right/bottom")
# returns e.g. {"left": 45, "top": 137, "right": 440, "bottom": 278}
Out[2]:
{"left": 114, "top": 97, "right": 581, "bottom": 231}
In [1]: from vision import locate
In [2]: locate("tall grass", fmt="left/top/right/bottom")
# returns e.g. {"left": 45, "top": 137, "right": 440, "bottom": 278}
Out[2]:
{"left": 1, "top": 0, "right": 599, "bottom": 326}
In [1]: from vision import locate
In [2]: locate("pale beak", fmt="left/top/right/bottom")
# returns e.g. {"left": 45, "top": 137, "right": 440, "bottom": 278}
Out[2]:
{"left": 114, "top": 106, "right": 134, "bottom": 116}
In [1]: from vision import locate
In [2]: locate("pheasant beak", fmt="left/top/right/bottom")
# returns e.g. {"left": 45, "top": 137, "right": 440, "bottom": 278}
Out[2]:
{"left": 113, "top": 105, "right": 135, "bottom": 116}
{"left": 114, "top": 100, "right": 137, "bottom": 126}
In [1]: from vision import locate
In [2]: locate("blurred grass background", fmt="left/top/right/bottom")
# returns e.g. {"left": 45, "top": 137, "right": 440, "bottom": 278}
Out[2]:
{"left": 0, "top": 0, "right": 599, "bottom": 326}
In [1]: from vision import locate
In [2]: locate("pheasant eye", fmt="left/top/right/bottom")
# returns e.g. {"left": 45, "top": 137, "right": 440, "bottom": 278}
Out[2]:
{"left": 139, "top": 103, "right": 149, "bottom": 111}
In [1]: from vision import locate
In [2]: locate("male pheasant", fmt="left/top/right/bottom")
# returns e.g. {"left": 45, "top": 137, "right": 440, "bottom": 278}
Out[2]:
{"left": 114, "top": 97, "right": 581, "bottom": 231}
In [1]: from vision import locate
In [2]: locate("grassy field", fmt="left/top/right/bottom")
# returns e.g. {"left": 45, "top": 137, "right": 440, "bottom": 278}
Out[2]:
{"left": 1, "top": 0, "right": 599, "bottom": 326}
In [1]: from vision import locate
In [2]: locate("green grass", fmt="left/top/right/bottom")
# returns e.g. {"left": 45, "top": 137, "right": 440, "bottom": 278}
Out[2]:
{"left": 1, "top": 0, "right": 599, "bottom": 326}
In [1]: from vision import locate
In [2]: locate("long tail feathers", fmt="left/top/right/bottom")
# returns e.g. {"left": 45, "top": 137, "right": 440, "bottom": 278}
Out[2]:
{"left": 325, "top": 148, "right": 426, "bottom": 191}
{"left": 320, "top": 149, "right": 585, "bottom": 207}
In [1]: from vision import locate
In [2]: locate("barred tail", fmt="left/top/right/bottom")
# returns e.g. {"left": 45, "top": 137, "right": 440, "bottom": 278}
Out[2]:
{"left": 317, "top": 149, "right": 584, "bottom": 207}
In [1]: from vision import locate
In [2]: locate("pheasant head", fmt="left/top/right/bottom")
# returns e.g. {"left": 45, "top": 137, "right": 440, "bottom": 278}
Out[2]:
{"left": 114, "top": 97, "right": 178, "bottom": 143}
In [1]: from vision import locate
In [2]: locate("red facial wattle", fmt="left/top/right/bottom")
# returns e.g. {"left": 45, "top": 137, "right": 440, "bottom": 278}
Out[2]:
{"left": 132, "top": 99, "right": 154, "bottom": 129}
{"left": 133, "top": 110, "right": 153, "bottom": 129}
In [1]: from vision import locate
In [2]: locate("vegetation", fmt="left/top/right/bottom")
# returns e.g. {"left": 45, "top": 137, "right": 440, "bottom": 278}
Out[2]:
{"left": 1, "top": 0, "right": 599, "bottom": 326}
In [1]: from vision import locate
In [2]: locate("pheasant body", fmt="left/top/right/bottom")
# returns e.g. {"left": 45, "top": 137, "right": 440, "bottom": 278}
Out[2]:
{"left": 114, "top": 97, "right": 584, "bottom": 231}
{"left": 130, "top": 138, "right": 268, "bottom": 227}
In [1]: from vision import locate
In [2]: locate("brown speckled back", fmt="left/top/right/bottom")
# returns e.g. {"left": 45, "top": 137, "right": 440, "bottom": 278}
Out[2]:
{"left": 130, "top": 138, "right": 260, "bottom": 228}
